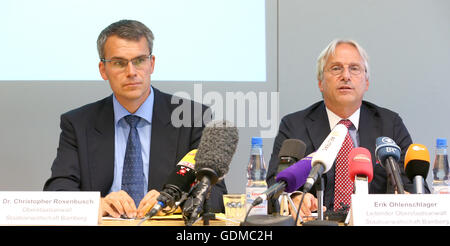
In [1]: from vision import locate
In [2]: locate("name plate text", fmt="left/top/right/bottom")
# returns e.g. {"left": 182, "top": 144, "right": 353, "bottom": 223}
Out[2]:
{"left": 351, "top": 194, "right": 450, "bottom": 226}
{"left": 0, "top": 191, "right": 100, "bottom": 225}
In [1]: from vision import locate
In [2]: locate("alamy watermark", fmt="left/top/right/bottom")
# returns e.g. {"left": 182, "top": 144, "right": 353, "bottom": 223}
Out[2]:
{"left": 170, "top": 84, "right": 279, "bottom": 138}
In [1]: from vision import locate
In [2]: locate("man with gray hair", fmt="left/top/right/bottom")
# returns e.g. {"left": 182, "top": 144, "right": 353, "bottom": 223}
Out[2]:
{"left": 267, "top": 39, "right": 424, "bottom": 220}
{"left": 44, "top": 19, "right": 226, "bottom": 219}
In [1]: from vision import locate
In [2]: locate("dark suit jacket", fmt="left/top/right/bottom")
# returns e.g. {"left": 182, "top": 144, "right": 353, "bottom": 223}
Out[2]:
{"left": 267, "top": 100, "right": 425, "bottom": 209}
{"left": 44, "top": 87, "right": 226, "bottom": 212}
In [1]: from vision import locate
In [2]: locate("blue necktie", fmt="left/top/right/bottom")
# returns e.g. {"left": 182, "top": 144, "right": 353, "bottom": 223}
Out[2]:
{"left": 122, "top": 115, "right": 145, "bottom": 206}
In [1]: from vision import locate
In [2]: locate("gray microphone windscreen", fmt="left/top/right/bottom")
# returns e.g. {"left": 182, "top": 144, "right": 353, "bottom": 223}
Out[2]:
{"left": 278, "top": 139, "right": 306, "bottom": 161}
{"left": 194, "top": 120, "right": 239, "bottom": 177}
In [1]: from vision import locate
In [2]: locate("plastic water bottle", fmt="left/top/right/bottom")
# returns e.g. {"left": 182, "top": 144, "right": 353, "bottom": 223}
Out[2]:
{"left": 432, "top": 138, "right": 450, "bottom": 194}
{"left": 246, "top": 137, "right": 268, "bottom": 215}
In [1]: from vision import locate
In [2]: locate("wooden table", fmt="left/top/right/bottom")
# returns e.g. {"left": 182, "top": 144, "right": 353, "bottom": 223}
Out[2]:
{"left": 100, "top": 213, "right": 239, "bottom": 226}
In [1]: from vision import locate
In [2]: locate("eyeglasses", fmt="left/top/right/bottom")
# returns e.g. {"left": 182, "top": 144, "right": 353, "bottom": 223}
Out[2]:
{"left": 327, "top": 64, "right": 365, "bottom": 76}
{"left": 101, "top": 55, "right": 152, "bottom": 70}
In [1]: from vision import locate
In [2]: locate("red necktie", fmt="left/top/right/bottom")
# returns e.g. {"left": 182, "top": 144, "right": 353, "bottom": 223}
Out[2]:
{"left": 333, "top": 119, "right": 354, "bottom": 211}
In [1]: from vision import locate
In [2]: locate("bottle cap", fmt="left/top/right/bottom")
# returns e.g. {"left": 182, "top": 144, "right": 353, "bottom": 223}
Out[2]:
{"left": 251, "top": 137, "right": 263, "bottom": 146}
{"left": 436, "top": 138, "right": 447, "bottom": 148}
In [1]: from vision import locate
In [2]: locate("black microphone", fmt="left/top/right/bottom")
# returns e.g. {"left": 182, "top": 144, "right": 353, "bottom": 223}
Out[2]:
{"left": 269, "top": 139, "right": 306, "bottom": 214}
{"left": 182, "top": 120, "right": 239, "bottom": 226}
{"left": 277, "top": 139, "right": 307, "bottom": 173}
{"left": 375, "top": 137, "right": 405, "bottom": 194}
{"left": 143, "top": 149, "right": 197, "bottom": 219}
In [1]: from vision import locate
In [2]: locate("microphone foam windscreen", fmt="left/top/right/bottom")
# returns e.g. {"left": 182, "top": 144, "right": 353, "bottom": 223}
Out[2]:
{"left": 276, "top": 154, "right": 313, "bottom": 193}
{"left": 348, "top": 147, "right": 373, "bottom": 182}
{"left": 195, "top": 120, "right": 239, "bottom": 177}
{"left": 278, "top": 139, "right": 307, "bottom": 161}
{"left": 404, "top": 144, "right": 430, "bottom": 180}
{"left": 375, "top": 136, "right": 401, "bottom": 163}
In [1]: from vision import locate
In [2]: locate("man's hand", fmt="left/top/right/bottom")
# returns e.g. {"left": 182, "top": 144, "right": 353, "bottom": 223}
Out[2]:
{"left": 137, "top": 189, "right": 160, "bottom": 218}
{"left": 101, "top": 190, "right": 137, "bottom": 218}
{"left": 289, "top": 192, "right": 326, "bottom": 224}
{"left": 101, "top": 189, "right": 160, "bottom": 219}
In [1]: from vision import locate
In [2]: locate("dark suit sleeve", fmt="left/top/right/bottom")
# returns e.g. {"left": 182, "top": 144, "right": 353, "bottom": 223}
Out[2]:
{"left": 43, "top": 114, "right": 81, "bottom": 191}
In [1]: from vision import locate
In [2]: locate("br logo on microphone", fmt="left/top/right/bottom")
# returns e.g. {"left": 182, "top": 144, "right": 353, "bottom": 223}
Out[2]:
{"left": 381, "top": 137, "right": 394, "bottom": 144}
{"left": 386, "top": 147, "right": 397, "bottom": 153}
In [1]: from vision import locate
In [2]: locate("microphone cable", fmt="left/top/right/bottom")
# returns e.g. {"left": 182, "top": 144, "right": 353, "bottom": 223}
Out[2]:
{"left": 137, "top": 216, "right": 148, "bottom": 226}
{"left": 294, "top": 192, "right": 307, "bottom": 226}
{"left": 243, "top": 203, "right": 255, "bottom": 224}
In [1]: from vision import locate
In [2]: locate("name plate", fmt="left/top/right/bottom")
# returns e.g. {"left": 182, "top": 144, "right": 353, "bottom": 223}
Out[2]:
{"left": 351, "top": 194, "right": 450, "bottom": 226}
{"left": 0, "top": 191, "right": 100, "bottom": 226}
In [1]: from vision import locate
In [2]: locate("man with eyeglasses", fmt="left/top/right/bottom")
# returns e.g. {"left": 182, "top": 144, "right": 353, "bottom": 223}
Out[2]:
{"left": 44, "top": 20, "right": 227, "bottom": 219}
{"left": 267, "top": 39, "right": 423, "bottom": 221}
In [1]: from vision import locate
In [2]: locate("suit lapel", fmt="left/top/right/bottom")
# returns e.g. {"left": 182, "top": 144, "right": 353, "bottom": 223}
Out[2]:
{"left": 304, "top": 102, "right": 336, "bottom": 187}
{"left": 305, "top": 102, "right": 380, "bottom": 155}
{"left": 305, "top": 102, "right": 331, "bottom": 150}
{"left": 148, "top": 88, "right": 178, "bottom": 191}
{"left": 86, "top": 96, "right": 115, "bottom": 196}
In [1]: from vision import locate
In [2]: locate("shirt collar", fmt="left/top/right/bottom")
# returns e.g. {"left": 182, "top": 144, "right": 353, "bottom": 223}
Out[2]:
{"left": 113, "top": 86, "right": 154, "bottom": 125}
{"left": 325, "top": 106, "right": 360, "bottom": 131}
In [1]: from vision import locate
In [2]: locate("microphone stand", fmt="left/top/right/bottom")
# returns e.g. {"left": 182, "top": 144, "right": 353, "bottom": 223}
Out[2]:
{"left": 413, "top": 176, "right": 425, "bottom": 194}
{"left": 316, "top": 175, "right": 325, "bottom": 220}
{"left": 385, "top": 161, "right": 396, "bottom": 194}
{"left": 278, "top": 192, "right": 290, "bottom": 216}
{"left": 201, "top": 189, "right": 215, "bottom": 226}
{"left": 386, "top": 157, "right": 405, "bottom": 194}
{"left": 303, "top": 175, "right": 338, "bottom": 226}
